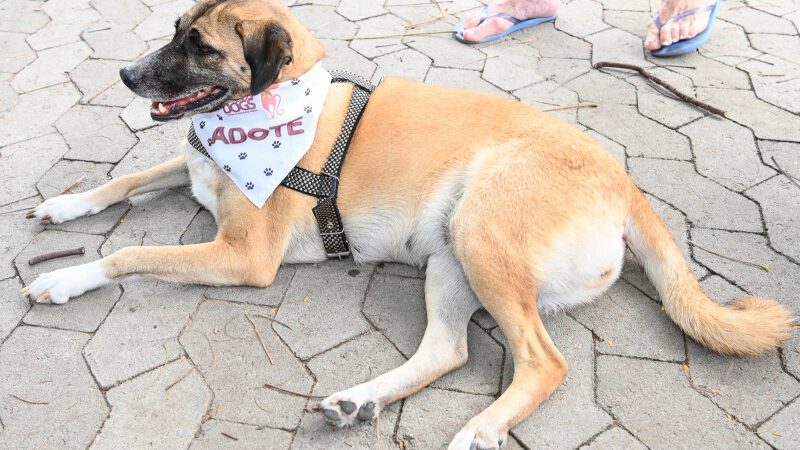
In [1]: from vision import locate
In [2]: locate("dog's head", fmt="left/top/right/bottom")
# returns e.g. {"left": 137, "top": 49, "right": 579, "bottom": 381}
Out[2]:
{"left": 120, "top": 0, "right": 325, "bottom": 121}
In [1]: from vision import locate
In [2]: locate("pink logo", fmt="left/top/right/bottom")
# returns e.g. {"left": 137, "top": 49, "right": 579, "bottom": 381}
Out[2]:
{"left": 261, "top": 85, "right": 284, "bottom": 119}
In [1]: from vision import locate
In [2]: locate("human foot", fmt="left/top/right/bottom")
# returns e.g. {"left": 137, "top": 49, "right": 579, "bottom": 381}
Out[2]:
{"left": 645, "top": 0, "right": 718, "bottom": 51}
{"left": 458, "top": 0, "right": 560, "bottom": 43}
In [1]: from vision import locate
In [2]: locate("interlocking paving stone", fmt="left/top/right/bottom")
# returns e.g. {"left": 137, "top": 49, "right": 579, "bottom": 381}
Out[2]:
{"left": 602, "top": 9, "right": 649, "bottom": 38}
{"left": 426, "top": 67, "right": 513, "bottom": 98}
{"left": 537, "top": 57, "right": 593, "bottom": 84}
{"left": 579, "top": 103, "right": 692, "bottom": 160}
{"left": 597, "top": 355, "right": 769, "bottom": 449}
{"left": 587, "top": 28, "right": 650, "bottom": 68}
{"left": 180, "top": 300, "right": 312, "bottom": 429}
{"left": 93, "top": 359, "right": 211, "bottom": 450}
{"left": 191, "top": 420, "right": 293, "bottom": 450}
{"left": 555, "top": 0, "right": 609, "bottom": 38}
{"left": 497, "top": 314, "right": 613, "bottom": 449}
{"left": 0, "top": 0, "right": 50, "bottom": 34}
{"left": 375, "top": 262, "right": 424, "bottom": 278}
{"left": 696, "top": 88, "right": 800, "bottom": 142}
{"left": 0, "top": 326, "right": 108, "bottom": 449}
{"left": 337, "top": 0, "right": 385, "bottom": 21}
{"left": 120, "top": 96, "right": 165, "bottom": 131}
{"left": 585, "top": 129, "right": 626, "bottom": 167}
{"left": 134, "top": 0, "right": 194, "bottom": 41}
{"left": 719, "top": 3, "right": 797, "bottom": 34}
{"left": 205, "top": 266, "right": 295, "bottom": 307}
{"left": 749, "top": 33, "right": 800, "bottom": 64}
{"left": 91, "top": 0, "right": 152, "bottom": 31}
{"left": 0, "top": 133, "right": 68, "bottom": 206}
{"left": 0, "top": 278, "right": 28, "bottom": 342}
{"left": 786, "top": 333, "right": 800, "bottom": 380}
{"left": 0, "top": 197, "right": 39, "bottom": 280}
{"left": 111, "top": 119, "right": 187, "bottom": 176}
{"left": 0, "top": 83, "right": 80, "bottom": 148}
{"left": 84, "top": 280, "right": 204, "bottom": 388}
{"left": 481, "top": 43, "right": 544, "bottom": 91}
{"left": 290, "top": 5, "right": 357, "bottom": 40}
{"left": 687, "top": 341, "right": 800, "bottom": 427}
{"left": 628, "top": 158, "right": 762, "bottom": 232}
{"left": 15, "top": 230, "right": 121, "bottom": 333}
{"left": 515, "top": 22, "right": 592, "bottom": 59}
{"left": 740, "top": 55, "right": 800, "bottom": 115}
{"left": 27, "top": 2, "right": 100, "bottom": 51}
{"left": 565, "top": 71, "right": 637, "bottom": 105}
{"left": 629, "top": 72, "right": 705, "bottom": 129}
{"left": 83, "top": 27, "right": 148, "bottom": 61}
{"left": 350, "top": 14, "right": 408, "bottom": 58}
{"left": 758, "top": 399, "right": 800, "bottom": 449}
{"left": 100, "top": 190, "right": 199, "bottom": 256}
{"left": 0, "top": 32, "right": 36, "bottom": 74}
{"left": 180, "top": 209, "right": 216, "bottom": 245}
{"left": 669, "top": 54, "right": 751, "bottom": 89}
{"left": 515, "top": 80, "right": 580, "bottom": 125}
{"left": 69, "top": 58, "right": 136, "bottom": 108}
{"left": 572, "top": 280, "right": 685, "bottom": 362}
{"left": 582, "top": 427, "right": 646, "bottom": 449}
{"left": 0, "top": 73, "right": 18, "bottom": 113}
{"left": 11, "top": 41, "right": 91, "bottom": 93}
{"left": 371, "top": 48, "right": 432, "bottom": 83}
{"left": 397, "top": 388, "right": 494, "bottom": 449}
{"left": 681, "top": 117, "right": 775, "bottom": 192}
{"left": 699, "top": 20, "right": 762, "bottom": 66}
{"left": 747, "top": 176, "right": 800, "bottom": 262}
{"left": 275, "top": 260, "right": 373, "bottom": 360}
{"left": 56, "top": 104, "right": 137, "bottom": 163}
{"left": 691, "top": 229, "right": 800, "bottom": 312}
{"left": 320, "top": 38, "right": 377, "bottom": 80}
{"left": 759, "top": 140, "right": 800, "bottom": 180}
{"left": 406, "top": 34, "right": 486, "bottom": 70}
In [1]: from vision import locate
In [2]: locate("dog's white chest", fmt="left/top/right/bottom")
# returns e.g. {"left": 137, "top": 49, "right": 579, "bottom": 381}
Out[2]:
{"left": 183, "top": 141, "right": 220, "bottom": 218}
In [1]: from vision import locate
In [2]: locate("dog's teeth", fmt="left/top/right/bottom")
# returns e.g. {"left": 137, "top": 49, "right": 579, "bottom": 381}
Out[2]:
{"left": 158, "top": 103, "right": 168, "bottom": 114}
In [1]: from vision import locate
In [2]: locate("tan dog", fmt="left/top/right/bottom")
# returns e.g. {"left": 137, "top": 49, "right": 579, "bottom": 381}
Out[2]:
{"left": 23, "top": 1, "right": 795, "bottom": 448}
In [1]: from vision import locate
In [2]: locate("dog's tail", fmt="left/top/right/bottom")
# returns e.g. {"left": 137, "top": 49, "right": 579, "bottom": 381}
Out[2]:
{"left": 623, "top": 187, "right": 795, "bottom": 356}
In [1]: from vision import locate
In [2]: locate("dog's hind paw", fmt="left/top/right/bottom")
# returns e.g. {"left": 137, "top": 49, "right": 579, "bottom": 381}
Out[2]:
{"left": 319, "top": 389, "right": 381, "bottom": 427}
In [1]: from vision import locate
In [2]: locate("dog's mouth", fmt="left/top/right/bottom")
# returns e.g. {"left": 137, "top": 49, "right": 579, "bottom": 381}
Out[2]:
{"left": 150, "top": 86, "right": 229, "bottom": 121}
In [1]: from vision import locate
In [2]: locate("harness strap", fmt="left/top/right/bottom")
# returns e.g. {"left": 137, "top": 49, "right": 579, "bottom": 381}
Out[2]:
{"left": 187, "top": 70, "right": 374, "bottom": 259}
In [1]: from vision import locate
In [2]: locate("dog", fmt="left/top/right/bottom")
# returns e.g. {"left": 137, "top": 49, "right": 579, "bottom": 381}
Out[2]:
{"left": 23, "top": 0, "right": 795, "bottom": 448}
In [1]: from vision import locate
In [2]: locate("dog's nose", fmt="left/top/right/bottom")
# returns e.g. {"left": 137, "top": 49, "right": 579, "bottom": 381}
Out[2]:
{"left": 119, "top": 67, "right": 139, "bottom": 89}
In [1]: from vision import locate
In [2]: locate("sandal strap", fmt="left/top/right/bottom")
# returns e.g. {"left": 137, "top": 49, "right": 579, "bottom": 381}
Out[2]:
{"left": 653, "top": 2, "right": 716, "bottom": 30}
{"left": 477, "top": 5, "right": 522, "bottom": 26}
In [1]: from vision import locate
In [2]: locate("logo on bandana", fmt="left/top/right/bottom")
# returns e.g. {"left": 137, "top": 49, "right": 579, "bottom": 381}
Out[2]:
{"left": 261, "top": 84, "right": 284, "bottom": 119}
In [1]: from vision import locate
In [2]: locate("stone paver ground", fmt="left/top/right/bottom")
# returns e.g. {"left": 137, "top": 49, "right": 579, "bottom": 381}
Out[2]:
{"left": 1, "top": 0, "right": 799, "bottom": 448}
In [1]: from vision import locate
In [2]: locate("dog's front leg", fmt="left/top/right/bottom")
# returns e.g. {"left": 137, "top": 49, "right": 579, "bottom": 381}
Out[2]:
{"left": 29, "top": 155, "right": 189, "bottom": 223}
{"left": 22, "top": 240, "right": 278, "bottom": 304}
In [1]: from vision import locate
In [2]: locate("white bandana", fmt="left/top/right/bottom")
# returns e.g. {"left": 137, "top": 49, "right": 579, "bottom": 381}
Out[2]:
{"left": 191, "top": 64, "right": 332, "bottom": 208}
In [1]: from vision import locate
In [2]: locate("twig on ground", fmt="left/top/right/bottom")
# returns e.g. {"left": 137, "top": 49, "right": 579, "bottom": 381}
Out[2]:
{"left": 543, "top": 103, "right": 598, "bottom": 112}
{"left": 165, "top": 368, "right": 193, "bottom": 392}
{"left": 250, "top": 313, "right": 292, "bottom": 330}
{"left": 10, "top": 394, "right": 49, "bottom": 405}
{"left": 59, "top": 176, "right": 85, "bottom": 195}
{"left": 221, "top": 432, "right": 239, "bottom": 441}
{"left": 28, "top": 247, "right": 85, "bottom": 266}
{"left": 350, "top": 30, "right": 453, "bottom": 40}
{"left": 770, "top": 156, "right": 800, "bottom": 191}
{"left": 245, "top": 314, "right": 273, "bottom": 365}
{"left": 262, "top": 383, "right": 326, "bottom": 399}
{"left": 593, "top": 61, "right": 727, "bottom": 117}
{"left": 405, "top": 4, "right": 447, "bottom": 29}
{"left": 690, "top": 241, "right": 769, "bottom": 272}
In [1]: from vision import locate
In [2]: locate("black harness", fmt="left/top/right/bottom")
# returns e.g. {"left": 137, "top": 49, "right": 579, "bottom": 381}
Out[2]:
{"left": 188, "top": 70, "right": 375, "bottom": 259}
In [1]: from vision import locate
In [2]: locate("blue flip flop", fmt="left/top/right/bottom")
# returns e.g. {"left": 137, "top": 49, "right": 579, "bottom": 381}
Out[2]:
{"left": 454, "top": 6, "right": 557, "bottom": 44}
{"left": 650, "top": 0, "right": 720, "bottom": 57}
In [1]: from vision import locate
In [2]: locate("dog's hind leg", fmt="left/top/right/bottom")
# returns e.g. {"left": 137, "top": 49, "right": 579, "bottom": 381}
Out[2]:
{"left": 319, "top": 248, "right": 482, "bottom": 426}
{"left": 29, "top": 155, "right": 189, "bottom": 224}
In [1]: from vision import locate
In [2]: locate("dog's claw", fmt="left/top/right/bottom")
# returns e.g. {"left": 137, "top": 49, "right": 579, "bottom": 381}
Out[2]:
{"left": 36, "top": 293, "right": 49, "bottom": 303}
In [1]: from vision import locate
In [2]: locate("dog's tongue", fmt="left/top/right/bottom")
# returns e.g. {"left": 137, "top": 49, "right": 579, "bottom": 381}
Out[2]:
{"left": 150, "top": 87, "right": 222, "bottom": 117}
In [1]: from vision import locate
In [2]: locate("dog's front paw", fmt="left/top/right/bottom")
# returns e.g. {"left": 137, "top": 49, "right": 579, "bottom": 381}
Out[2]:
{"left": 22, "top": 262, "right": 109, "bottom": 304}
{"left": 29, "top": 193, "right": 102, "bottom": 224}
{"left": 319, "top": 388, "right": 382, "bottom": 427}
{"left": 449, "top": 424, "right": 508, "bottom": 450}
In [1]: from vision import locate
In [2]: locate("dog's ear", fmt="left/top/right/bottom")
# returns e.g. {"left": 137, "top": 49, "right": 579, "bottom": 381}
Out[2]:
{"left": 235, "top": 21, "right": 293, "bottom": 95}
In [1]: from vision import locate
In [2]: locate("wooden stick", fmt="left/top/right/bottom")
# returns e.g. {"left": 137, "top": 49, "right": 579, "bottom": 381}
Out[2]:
{"left": 245, "top": 314, "right": 273, "bottom": 365}
{"left": 543, "top": 103, "right": 598, "bottom": 112}
{"left": 10, "top": 394, "right": 49, "bottom": 405}
{"left": 593, "top": 61, "right": 727, "bottom": 117}
{"left": 221, "top": 432, "right": 239, "bottom": 441}
{"left": 690, "top": 241, "right": 769, "bottom": 272}
{"left": 28, "top": 247, "right": 85, "bottom": 266}
{"left": 164, "top": 368, "right": 193, "bottom": 392}
{"left": 59, "top": 175, "right": 85, "bottom": 195}
{"left": 350, "top": 30, "right": 453, "bottom": 40}
{"left": 771, "top": 156, "right": 800, "bottom": 191}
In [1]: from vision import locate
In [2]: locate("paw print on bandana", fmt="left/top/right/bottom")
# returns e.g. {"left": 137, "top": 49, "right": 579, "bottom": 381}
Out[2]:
{"left": 305, "top": 88, "right": 311, "bottom": 96}
{"left": 238, "top": 152, "right": 247, "bottom": 160}
{"left": 245, "top": 182, "right": 254, "bottom": 190}
{"left": 272, "top": 141, "right": 281, "bottom": 149}
{"left": 217, "top": 114, "right": 223, "bottom": 121}
{"left": 291, "top": 79, "right": 300, "bottom": 85}
{"left": 304, "top": 106, "right": 312, "bottom": 114}
{"left": 223, "top": 165, "right": 231, "bottom": 172}
{"left": 207, "top": 138, "right": 213, "bottom": 146}
{"left": 264, "top": 168, "right": 273, "bottom": 176}
{"left": 199, "top": 121, "right": 206, "bottom": 129}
